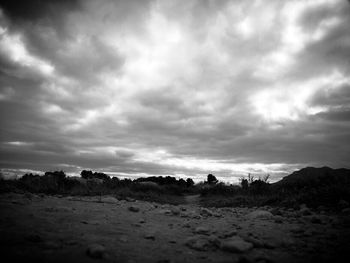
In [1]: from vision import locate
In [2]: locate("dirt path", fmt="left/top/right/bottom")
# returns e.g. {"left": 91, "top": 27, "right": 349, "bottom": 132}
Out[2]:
{"left": 184, "top": 194, "right": 201, "bottom": 205}
{"left": 1, "top": 193, "right": 349, "bottom": 263}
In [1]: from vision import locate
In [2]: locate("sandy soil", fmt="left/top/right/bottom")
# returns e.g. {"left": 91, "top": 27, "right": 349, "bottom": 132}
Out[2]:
{"left": 1, "top": 193, "right": 349, "bottom": 263}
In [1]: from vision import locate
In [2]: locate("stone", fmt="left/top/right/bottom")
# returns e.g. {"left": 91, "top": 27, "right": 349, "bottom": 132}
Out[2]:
{"left": 171, "top": 207, "right": 181, "bottom": 216}
{"left": 220, "top": 236, "right": 253, "bottom": 253}
{"left": 299, "top": 207, "right": 312, "bottom": 216}
{"left": 221, "top": 229, "right": 238, "bottom": 238}
{"left": 194, "top": 226, "right": 211, "bottom": 235}
{"left": 144, "top": 232, "right": 156, "bottom": 240}
{"left": 200, "top": 208, "right": 214, "bottom": 217}
{"left": 246, "top": 210, "right": 273, "bottom": 220}
{"left": 341, "top": 208, "right": 350, "bottom": 215}
{"left": 86, "top": 244, "right": 106, "bottom": 259}
{"left": 244, "top": 236, "right": 264, "bottom": 248}
{"left": 65, "top": 240, "right": 78, "bottom": 246}
{"left": 125, "top": 197, "right": 136, "bottom": 202}
{"left": 182, "top": 222, "right": 191, "bottom": 228}
{"left": 160, "top": 209, "right": 173, "bottom": 215}
{"left": 128, "top": 206, "right": 140, "bottom": 212}
{"left": 25, "top": 234, "right": 42, "bottom": 243}
{"left": 185, "top": 236, "right": 217, "bottom": 251}
{"left": 101, "top": 196, "right": 119, "bottom": 203}
{"left": 338, "top": 200, "right": 349, "bottom": 209}
{"left": 270, "top": 208, "right": 282, "bottom": 216}
{"left": 310, "top": 215, "right": 322, "bottom": 224}
{"left": 274, "top": 216, "right": 283, "bottom": 223}
{"left": 119, "top": 236, "right": 128, "bottom": 243}
{"left": 180, "top": 211, "right": 201, "bottom": 219}
{"left": 208, "top": 235, "right": 220, "bottom": 248}
{"left": 43, "top": 241, "right": 61, "bottom": 249}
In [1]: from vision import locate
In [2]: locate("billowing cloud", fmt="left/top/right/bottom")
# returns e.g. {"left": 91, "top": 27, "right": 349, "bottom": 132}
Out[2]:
{"left": 1, "top": 0, "right": 350, "bottom": 182}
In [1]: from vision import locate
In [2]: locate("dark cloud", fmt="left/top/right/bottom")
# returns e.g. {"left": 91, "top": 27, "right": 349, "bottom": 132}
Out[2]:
{"left": 0, "top": 0, "right": 80, "bottom": 21}
{"left": 289, "top": 0, "right": 350, "bottom": 81}
{"left": 310, "top": 84, "right": 350, "bottom": 109}
{"left": 1, "top": 0, "right": 350, "bottom": 181}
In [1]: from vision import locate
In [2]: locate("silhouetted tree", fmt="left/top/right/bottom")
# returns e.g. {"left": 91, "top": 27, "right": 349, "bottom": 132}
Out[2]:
{"left": 81, "top": 170, "right": 93, "bottom": 179}
{"left": 178, "top": 178, "right": 187, "bottom": 187}
{"left": 80, "top": 170, "right": 109, "bottom": 181}
{"left": 45, "top": 170, "right": 66, "bottom": 180}
{"left": 241, "top": 178, "right": 249, "bottom": 190}
{"left": 186, "top": 178, "right": 194, "bottom": 187}
{"left": 207, "top": 174, "right": 218, "bottom": 185}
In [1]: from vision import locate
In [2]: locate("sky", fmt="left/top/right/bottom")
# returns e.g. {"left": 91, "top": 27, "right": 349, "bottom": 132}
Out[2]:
{"left": 0, "top": 0, "right": 350, "bottom": 183}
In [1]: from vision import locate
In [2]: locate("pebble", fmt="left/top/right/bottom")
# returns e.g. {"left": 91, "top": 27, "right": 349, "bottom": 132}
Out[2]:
{"left": 185, "top": 236, "right": 216, "bottom": 251}
{"left": 274, "top": 216, "right": 283, "bottom": 223}
{"left": 171, "top": 207, "right": 181, "bottom": 215}
{"left": 246, "top": 210, "right": 273, "bottom": 220}
{"left": 341, "top": 208, "right": 350, "bottom": 215}
{"left": 144, "top": 233, "right": 156, "bottom": 240}
{"left": 220, "top": 236, "right": 253, "bottom": 253}
{"left": 43, "top": 241, "right": 61, "bottom": 249}
{"left": 194, "top": 226, "right": 211, "bottom": 235}
{"left": 221, "top": 229, "right": 238, "bottom": 238}
{"left": 310, "top": 216, "right": 322, "bottom": 224}
{"left": 126, "top": 197, "right": 136, "bottom": 202}
{"left": 128, "top": 206, "right": 140, "bottom": 212}
{"left": 86, "top": 244, "right": 106, "bottom": 259}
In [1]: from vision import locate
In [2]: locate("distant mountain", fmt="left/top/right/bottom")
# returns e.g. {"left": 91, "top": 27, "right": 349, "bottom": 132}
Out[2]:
{"left": 273, "top": 166, "right": 350, "bottom": 189}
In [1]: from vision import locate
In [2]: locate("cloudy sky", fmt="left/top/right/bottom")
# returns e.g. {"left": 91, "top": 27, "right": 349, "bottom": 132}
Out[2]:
{"left": 0, "top": 0, "right": 349, "bottom": 182}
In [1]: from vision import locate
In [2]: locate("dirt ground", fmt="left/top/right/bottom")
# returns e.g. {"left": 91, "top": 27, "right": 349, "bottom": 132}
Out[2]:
{"left": 1, "top": 193, "right": 349, "bottom": 263}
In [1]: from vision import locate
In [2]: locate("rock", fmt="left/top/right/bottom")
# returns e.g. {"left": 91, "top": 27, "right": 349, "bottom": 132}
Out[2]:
{"left": 182, "top": 222, "right": 191, "bottom": 228}
{"left": 25, "top": 234, "right": 42, "bottom": 243}
{"left": 185, "top": 236, "right": 217, "bottom": 251}
{"left": 43, "top": 241, "right": 61, "bottom": 249}
{"left": 220, "top": 236, "right": 253, "bottom": 253}
{"left": 290, "top": 226, "right": 304, "bottom": 234}
{"left": 246, "top": 210, "right": 273, "bottom": 220}
{"left": 128, "top": 206, "right": 140, "bottom": 212}
{"left": 221, "top": 229, "right": 237, "bottom": 238}
{"left": 263, "top": 239, "right": 279, "bottom": 249}
{"left": 244, "top": 236, "right": 264, "bottom": 248}
{"left": 274, "top": 216, "right": 283, "bottom": 223}
{"left": 194, "top": 226, "right": 211, "bottom": 235}
{"left": 159, "top": 209, "right": 173, "bottom": 215}
{"left": 119, "top": 236, "right": 128, "bottom": 243}
{"left": 208, "top": 235, "right": 220, "bottom": 248}
{"left": 341, "top": 208, "right": 350, "bottom": 216}
{"left": 270, "top": 208, "right": 282, "bottom": 216}
{"left": 180, "top": 211, "right": 201, "bottom": 219}
{"left": 338, "top": 199, "right": 349, "bottom": 209}
{"left": 101, "top": 196, "right": 119, "bottom": 203}
{"left": 144, "top": 232, "right": 156, "bottom": 240}
{"left": 200, "top": 208, "right": 214, "bottom": 217}
{"left": 65, "top": 240, "right": 78, "bottom": 246}
{"left": 310, "top": 215, "right": 322, "bottom": 224}
{"left": 125, "top": 197, "right": 136, "bottom": 202}
{"left": 139, "top": 219, "right": 146, "bottom": 224}
{"left": 238, "top": 255, "right": 254, "bottom": 263}
{"left": 317, "top": 205, "right": 326, "bottom": 212}
{"left": 171, "top": 207, "right": 181, "bottom": 216}
{"left": 86, "top": 244, "right": 106, "bottom": 259}
{"left": 299, "top": 207, "right": 312, "bottom": 216}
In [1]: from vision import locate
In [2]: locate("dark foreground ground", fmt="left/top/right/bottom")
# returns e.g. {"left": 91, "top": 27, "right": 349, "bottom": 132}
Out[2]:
{"left": 1, "top": 193, "right": 350, "bottom": 263}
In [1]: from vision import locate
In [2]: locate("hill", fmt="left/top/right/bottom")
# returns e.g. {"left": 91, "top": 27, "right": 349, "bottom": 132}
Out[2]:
{"left": 273, "top": 166, "right": 350, "bottom": 189}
